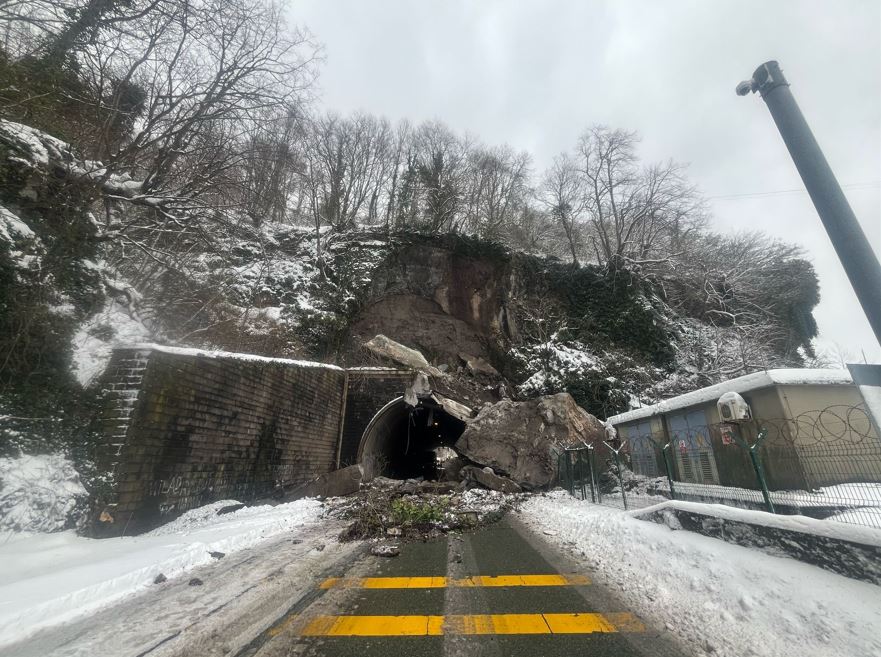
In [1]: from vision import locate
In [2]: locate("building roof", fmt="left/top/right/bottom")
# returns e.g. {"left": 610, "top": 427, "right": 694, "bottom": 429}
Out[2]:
{"left": 607, "top": 369, "right": 853, "bottom": 425}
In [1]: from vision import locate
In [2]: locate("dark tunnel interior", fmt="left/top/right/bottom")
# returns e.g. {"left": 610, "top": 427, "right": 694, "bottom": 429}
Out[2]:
{"left": 359, "top": 400, "right": 466, "bottom": 480}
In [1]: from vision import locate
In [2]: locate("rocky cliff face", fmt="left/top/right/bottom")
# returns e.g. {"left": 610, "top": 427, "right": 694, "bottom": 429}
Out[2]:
{"left": 340, "top": 233, "right": 674, "bottom": 403}
{"left": 349, "top": 238, "right": 517, "bottom": 366}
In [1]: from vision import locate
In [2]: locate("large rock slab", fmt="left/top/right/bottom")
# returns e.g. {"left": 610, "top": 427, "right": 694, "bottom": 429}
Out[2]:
{"left": 462, "top": 465, "right": 523, "bottom": 494}
{"left": 364, "top": 334, "right": 444, "bottom": 377}
{"left": 455, "top": 393, "right": 605, "bottom": 490}
{"left": 292, "top": 464, "right": 363, "bottom": 499}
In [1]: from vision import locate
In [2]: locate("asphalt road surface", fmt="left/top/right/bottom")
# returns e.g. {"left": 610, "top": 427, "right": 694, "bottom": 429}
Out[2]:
{"left": 237, "top": 516, "right": 685, "bottom": 657}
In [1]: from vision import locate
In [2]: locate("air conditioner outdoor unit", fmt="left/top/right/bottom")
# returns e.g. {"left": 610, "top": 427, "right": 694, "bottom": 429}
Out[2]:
{"left": 717, "top": 391, "right": 752, "bottom": 423}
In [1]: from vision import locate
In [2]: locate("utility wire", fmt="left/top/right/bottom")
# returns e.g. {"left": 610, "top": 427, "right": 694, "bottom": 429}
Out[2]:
{"left": 708, "top": 181, "right": 880, "bottom": 201}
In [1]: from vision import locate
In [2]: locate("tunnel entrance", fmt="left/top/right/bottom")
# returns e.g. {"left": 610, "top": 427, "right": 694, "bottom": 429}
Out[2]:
{"left": 357, "top": 397, "right": 466, "bottom": 481}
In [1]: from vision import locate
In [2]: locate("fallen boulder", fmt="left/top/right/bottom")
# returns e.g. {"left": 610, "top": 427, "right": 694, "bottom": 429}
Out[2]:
{"left": 364, "top": 334, "right": 444, "bottom": 377}
{"left": 462, "top": 465, "right": 522, "bottom": 494}
{"left": 459, "top": 353, "right": 500, "bottom": 377}
{"left": 455, "top": 393, "right": 605, "bottom": 489}
{"left": 293, "top": 464, "right": 364, "bottom": 499}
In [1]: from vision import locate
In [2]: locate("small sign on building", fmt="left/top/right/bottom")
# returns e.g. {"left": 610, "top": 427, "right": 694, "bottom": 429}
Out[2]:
{"left": 720, "top": 423, "right": 737, "bottom": 446}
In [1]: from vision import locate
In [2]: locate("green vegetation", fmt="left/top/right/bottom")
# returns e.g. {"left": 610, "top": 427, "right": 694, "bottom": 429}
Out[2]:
{"left": 390, "top": 496, "right": 449, "bottom": 525}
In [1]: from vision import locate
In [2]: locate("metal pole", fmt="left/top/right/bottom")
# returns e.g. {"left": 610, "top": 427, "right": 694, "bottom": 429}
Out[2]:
{"left": 587, "top": 447, "right": 599, "bottom": 503}
{"left": 616, "top": 450, "right": 627, "bottom": 510}
{"left": 566, "top": 451, "right": 574, "bottom": 496}
{"left": 662, "top": 442, "right": 677, "bottom": 501}
{"left": 737, "top": 61, "right": 881, "bottom": 345}
{"left": 577, "top": 450, "right": 587, "bottom": 500}
{"left": 748, "top": 428, "right": 776, "bottom": 514}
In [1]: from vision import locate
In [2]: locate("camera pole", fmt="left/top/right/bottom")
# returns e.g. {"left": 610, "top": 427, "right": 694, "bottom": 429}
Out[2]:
{"left": 737, "top": 61, "right": 881, "bottom": 346}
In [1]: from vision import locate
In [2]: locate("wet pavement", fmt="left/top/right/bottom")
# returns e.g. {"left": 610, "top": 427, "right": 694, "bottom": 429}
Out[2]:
{"left": 238, "top": 515, "right": 685, "bottom": 657}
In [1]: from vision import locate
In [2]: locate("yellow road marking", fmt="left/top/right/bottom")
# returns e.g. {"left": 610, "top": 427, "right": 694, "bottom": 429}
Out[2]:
{"left": 542, "top": 613, "right": 617, "bottom": 633}
{"left": 364, "top": 576, "right": 447, "bottom": 589}
{"left": 447, "top": 614, "right": 550, "bottom": 635}
{"left": 302, "top": 615, "right": 445, "bottom": 636}
{"left": 295, "top": 613, "right": 645, "bottom": 636}
{"left": 318, "top": 574, "right": 591, "bottom": 589}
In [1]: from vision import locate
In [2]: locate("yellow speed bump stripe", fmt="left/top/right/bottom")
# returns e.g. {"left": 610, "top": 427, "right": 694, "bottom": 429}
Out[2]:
{"left": 302, "top": 615, "right": 445, "bottom": 636}
{"left": 319, "top": 574, "right": 590, "bottom": 589}
{"left": 298, "top": 612, "right": 644, "bottom": 636}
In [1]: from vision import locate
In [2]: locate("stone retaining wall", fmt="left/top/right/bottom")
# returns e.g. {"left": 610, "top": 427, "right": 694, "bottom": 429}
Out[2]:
{"left": 93, "top": 346, "right": 347, "bottom": 535}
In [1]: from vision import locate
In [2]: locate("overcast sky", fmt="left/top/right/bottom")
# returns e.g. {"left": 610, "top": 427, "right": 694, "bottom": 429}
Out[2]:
{"left": 293, "top": 0, "right": 881, "bottom": 363}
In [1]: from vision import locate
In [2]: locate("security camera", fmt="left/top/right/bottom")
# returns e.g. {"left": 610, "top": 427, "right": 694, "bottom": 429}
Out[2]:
{"left": 736, "top": 79, "right": 755, "bottom": 96}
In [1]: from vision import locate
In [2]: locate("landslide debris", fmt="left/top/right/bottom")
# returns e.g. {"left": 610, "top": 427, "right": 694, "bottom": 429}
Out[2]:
{"left": 328, "top": 476, "right": 520, "bottom": 543}
{"left": 455, "top": 392, "right": 607, "bottom": 489}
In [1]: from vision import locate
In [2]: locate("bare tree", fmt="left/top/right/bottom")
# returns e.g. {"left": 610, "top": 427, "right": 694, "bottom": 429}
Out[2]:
{"left": 299, "top": 112, "right": 397, "bottom": 233}
{"left": 412, "top": 121, "right": 468, "bottom": 233}
{"left": 237, "top": 106, "right": 306, "bottom": 226}
{"left": 539, "top": 152, "right": 584, "bottom": 265}
{"left": 463, "top": 144, "right": 531, "bottom": 239}
{"left": 576, "top": 125, "right": 704, "bottom": 270}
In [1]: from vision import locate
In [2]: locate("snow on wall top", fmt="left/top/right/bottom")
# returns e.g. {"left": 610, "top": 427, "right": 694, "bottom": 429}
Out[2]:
{"left": 127, "top": 343, "right": 344, "bottom": 372}
{"left": 607, "top": 368, "right": 853, "bottom": 425}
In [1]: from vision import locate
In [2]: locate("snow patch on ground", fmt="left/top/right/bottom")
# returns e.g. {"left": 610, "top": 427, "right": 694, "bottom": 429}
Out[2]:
{"left": 519, "top": 492, "right": 881, "bottom": 657}
{"left": 632, "top": 499, "right": 881, "bottom": 547}
{"left": 455, "top": 488, "right": 512, "bottom": 519}
{"left": 0, "top": 498, "right": 325, "bottom": 648}
{"left": 0, "top": 453, "right": 87, "bottom": 534}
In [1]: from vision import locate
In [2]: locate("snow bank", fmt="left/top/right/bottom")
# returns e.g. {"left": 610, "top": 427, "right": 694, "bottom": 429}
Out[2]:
{"left": 0, "top": 453, "right": 87, "bottom": 534}
{"left": 0, "top": 498, "right": 324, "bottom": 648}
{"left": 630, "top": 499, "right": 881, "bottom": 547}
{"left": 519, "top": 492, "right": 881, "bottom": 657}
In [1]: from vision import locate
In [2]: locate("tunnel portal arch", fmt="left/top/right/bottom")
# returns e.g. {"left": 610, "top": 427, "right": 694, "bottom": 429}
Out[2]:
{"left": 357, "top": 396, "right": 466, "bottom": 481}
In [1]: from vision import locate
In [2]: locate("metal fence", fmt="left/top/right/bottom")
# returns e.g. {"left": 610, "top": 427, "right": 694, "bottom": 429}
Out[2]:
{"left": 557, "top": 404, "right": 881, "bottom": 530}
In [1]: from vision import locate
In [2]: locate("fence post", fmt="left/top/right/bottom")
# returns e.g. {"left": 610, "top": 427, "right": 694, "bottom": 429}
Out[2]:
{"left": 605, "top": 441, "right": 628, "bottom": 510}
{"left": 662, "top": 442, "right": 677, "bottom": 501}
{"left": 566, "top": 450, "right": 575, "bottom": 496}
{"left": 614, "top": 449, "right": 628, "bottom": 510}
{"left": 748, "top": 428, "right": 775, "bottom": 513}
{"left": 587, "top": 446, "right": 599, "bottom": 503}
{"left": 577, "top": 450, "right": 587, "bottom": 500}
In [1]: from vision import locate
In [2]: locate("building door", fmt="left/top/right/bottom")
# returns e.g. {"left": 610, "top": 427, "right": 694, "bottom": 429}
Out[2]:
{"left": 668, "top": 409, "right": 720, "bottom": 485}
{"left": 628, "top": 420, "right": 661, "bottom": 477}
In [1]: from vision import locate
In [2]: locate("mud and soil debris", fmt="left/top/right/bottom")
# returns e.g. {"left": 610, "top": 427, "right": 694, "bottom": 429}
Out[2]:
{"left": 327, "top": 476, "right": 522, "bottom": 542}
